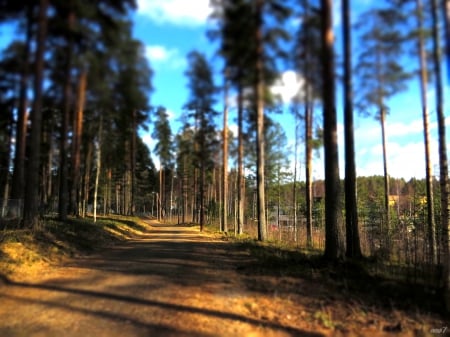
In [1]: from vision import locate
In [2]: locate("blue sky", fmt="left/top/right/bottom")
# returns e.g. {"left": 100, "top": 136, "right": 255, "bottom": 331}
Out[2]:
{"left": 1, "top": 0, "right": 449, "bottom": 180}
{"left": 133, "top": 0, "right": 450, "bottom": 181}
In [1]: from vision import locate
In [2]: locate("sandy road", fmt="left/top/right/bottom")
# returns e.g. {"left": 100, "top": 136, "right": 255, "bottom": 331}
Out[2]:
{"left": 0, "top": 222, "right": 324, "bottom": 337}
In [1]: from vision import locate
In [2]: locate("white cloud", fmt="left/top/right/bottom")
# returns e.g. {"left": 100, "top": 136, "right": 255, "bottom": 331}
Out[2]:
{"left": 145, "top": 45, "right": 173, "bottom": 61}
{"left": 387, "top": 119, "right": 424, "bottom": 137}
{"left": 336, "top": 118, "right": 444, "bottom": 179}
{"left": 137, "top": 0, "right": 212, "bottom": 26}
{"left": 271, "top": 70, "right": 304, "bottom": 103}
{"left": 166, "top": 109, "right": 176, "bottom": 120}
{"left": 141, "top": 133, "right": 154, "bottom": 150}
{"left": 355, "top": 137, "right": 440, "bottom": 179}
{"left": 145, "top": 45, "right": 185, "bottom": 69}
{"left": 228, "top": 124, "right": 238, "bottom": 138}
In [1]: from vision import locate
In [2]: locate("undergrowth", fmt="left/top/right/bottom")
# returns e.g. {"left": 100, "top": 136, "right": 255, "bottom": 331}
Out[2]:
{"left": 228, "top": 236, "right": 447, "bottom": 318}
{"left": 0, "top": 215, "right": 150, "bottom": 278}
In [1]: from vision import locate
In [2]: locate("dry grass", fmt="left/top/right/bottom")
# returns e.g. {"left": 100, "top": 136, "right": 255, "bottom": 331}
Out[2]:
{"left": 0, "top": 215, "right": 152, "bottom": 281}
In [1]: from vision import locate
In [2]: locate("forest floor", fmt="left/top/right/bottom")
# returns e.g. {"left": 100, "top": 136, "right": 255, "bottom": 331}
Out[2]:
{"left": 0, "top": 218, "right": 448, "bottom": 337}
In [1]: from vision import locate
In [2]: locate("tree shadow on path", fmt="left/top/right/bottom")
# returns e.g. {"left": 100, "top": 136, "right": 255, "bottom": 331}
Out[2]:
{"left": 0, "top": 223, "right": 325, "bottom": 337}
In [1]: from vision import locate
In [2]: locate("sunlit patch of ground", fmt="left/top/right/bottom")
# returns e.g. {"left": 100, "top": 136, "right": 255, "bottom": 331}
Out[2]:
{"left": 0, "top": 218, "right": 447, "bottom": 336}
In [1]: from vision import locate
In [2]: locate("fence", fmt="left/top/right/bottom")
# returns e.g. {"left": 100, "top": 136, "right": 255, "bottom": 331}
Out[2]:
{"left": 233, "top": 207, "right": 442, "bottom": 288}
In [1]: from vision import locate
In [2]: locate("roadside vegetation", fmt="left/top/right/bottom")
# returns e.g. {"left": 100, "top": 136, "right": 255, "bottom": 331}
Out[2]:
{"left": 0, "top": 216, "right": 151, "bottom": 279}
{"left": 225, "top": 235, "right": 448, "bottom": 333}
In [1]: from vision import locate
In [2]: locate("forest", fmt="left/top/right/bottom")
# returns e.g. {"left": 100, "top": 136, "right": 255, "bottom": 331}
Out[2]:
{"left": 0, "top": 0, "right": 449, "bottom": 320}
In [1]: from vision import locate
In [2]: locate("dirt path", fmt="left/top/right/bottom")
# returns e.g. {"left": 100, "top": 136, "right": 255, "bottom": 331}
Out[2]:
{"left": 0, "top": 222, "right": 445, "bottom": 337}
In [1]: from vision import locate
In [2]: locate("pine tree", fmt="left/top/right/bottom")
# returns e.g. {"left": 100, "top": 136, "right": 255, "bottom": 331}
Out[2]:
{"left": 184, "top": 51, "right": 219, "bottom": 231}
{"left": 355, "top": 7, "right": 411, "bottom": 249}
{"left": 152, "top": 106, "right": 174, "bottom": 221}
{"left": 321, "top": 0, "right": 342, "bottom": 259}
{"left": 293, "top": 1, "right": 322, "bottom": 248}
{"left": 10, "top": 4, "right": 35, "bottom": 202}
{"left": 23, "top": 0, "right": 49, "bottom": 228}
{"left": 342, "top": 0, "right": 362, "bottom": 258}
{"left": 430, "top": 0, "right": 450, "bottom": 311}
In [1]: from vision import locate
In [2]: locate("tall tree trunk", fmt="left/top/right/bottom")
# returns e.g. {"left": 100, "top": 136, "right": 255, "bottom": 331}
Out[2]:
{"left": 222, "top": 72, "right": 229, "bottom": 232}
{"left": 44, "top": 123, "right": 54, "bottom": 204}
{"left": 193, "top": 168, "right": 198, "bottom": 223}
{"left": 416, "top": 0, "right": 437, "bottom": 264}
{"left": 375, "top": 32, "right": 390, "bottom": 242}
{"left": 183, "top": 156, "right": 187, "bottom": 223}
{"left": 302, "top": 0, "right": 314, "bottom": 249}
{"left": 130, "top": 110, "right": 136, "bottom": 215}
{"left": 343, "top": 0, "right": 362, "bottom": 258}
{"left": 158, "top": 167, "right": 163, "bottom": 221}
{"left": 58, "top": 6, "right": 75, "bottom": 221}
{"left": 305, "top": 99, "right": 313, "bottom": 248}
{"left": 24, "top": 0, "right": 49, "bottom": 228}
{"left": 82, "top": 141, "right": 93, "bottom": 217}
{"left": 293, "top": 109, "right": 299, "bottom": 242}
{"left": 431, "top": 0, "right": 450, "bottom": 310}
{"left": 200, "top": 162, "right": 205, "bottom": 231}
{"left": 71, "top": 68, "right": 87, "bottom": 216}
{"left": 170, "top": 170, "right": 174, "bottom": 222}
{"left": 321, "top": 0, "right": 342, "bottom": 259}
{"left": 380, "top": 108, "right": 390, "bottom": 237}
{"left": 93, "top": 118, "right": 102, "bottom": 223}
{"left": 11, "top": 5, "right": 33, "bottom": 201}
{"left": 1, "top": 111, "right": 13, "bottom": 215}
{"left": 255, "top": 0, "right": 267, "bottom": 241}
{"left": 237, "top": 80, "right": 245, "bottom": 235}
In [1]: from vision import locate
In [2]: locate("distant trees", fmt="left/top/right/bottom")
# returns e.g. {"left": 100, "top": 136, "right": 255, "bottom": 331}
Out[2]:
{"left": 210, "top": 0, "right": 290, "bottom": 241}
{"left": 183, "top": 51, "right": 219, "bottom": 231}
{"left": 210, "top": 0, "right": 256, "bottom": 236}
{"left": 152, "top": 106, "right": 174, "bottom": 221}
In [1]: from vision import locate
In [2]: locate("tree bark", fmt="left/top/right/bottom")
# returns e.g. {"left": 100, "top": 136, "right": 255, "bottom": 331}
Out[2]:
{"left": 93, "top": 118, "right": 102, "bottom": 223}
{"left": 343, "top": 0, "right": 362, "bottom": 258}
{"left": 58, "top": 6, "right": 75, "bottom": 221}
{"left": 237, "top": 80, "right": 245, "bottom": 235}
{"left": 222, "top": 72, "right": 229, "bottom": 233}
{"left": 130, "top": 109, "right": 136, "bottom": 215}
{"left": 24, "top": 0, "right": 49, "bottom": 228}
{"left": 302, "top": 0, "right": 314, "bottom": 249}
{"left": 71, "top": 68, "right": 87, "bottom": 216}
{"left": 293, "top": 109, "right": 299, "bottom": 242}
{"left": 11, "top": 5, "right": 33, "bottom": 201}
{"left": 305, "top": 100, "right": 313, "bottom": 248}
{"left": 321, "top": 0, "right": 342, "bottom": 259}
{"left": 416, "top": 0, "right": 437, "bottom": 264}
{"left": 159, "top": 167, "right": 163, "bottom": 221}
{"left": 82, "top": 141, "right": 93, "bottom": 217}
{"left": 380, "top": 108, "right": 390, "bottom": 236}
{"left": 255, "top": 0, "right": 267, "bottom": 241}
{"left": 431, "top": 0, "right": 450, "bottom": 311}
